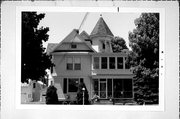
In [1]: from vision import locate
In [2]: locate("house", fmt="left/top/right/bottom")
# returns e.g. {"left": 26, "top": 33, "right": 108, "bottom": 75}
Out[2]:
{"left": 21, "top": 79, "right": 47, "bottom": 103}
{"left": 47, "top": 16, "right": 134, "bottom": 102}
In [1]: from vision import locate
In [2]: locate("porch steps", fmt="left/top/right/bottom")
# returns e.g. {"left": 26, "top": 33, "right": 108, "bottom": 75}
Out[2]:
{"left": 93, "top": 99, "right": 113, "bottom": 105}
{"left": 93, "top": 99, "right": 136, "bottom": 105}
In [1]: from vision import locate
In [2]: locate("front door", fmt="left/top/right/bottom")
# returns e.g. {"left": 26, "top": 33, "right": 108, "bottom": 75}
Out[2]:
{"left": 100, "top": 80, "right": 107, "bottom": 98}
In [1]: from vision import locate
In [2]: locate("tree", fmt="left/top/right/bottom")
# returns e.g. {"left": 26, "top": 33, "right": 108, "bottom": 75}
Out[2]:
{"left": 111, "top": 36, "right": 128, "bottom": 52}
{"left": 76, "top": 82, "right": 90, "bottom": 105}
{"left": 45, "top": 85, "right": 59, "bottom": 104}
{"left": 128, "top": 13, "right": 159, "bottom": 104}
{"left": 21, "top": 12, "right": 53, "bottom": 83}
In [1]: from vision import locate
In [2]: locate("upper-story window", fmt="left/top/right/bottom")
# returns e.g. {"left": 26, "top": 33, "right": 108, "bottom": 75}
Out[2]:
{"left": 117, "top": 57, "right": 123, "bottom": 69}
{"left": 66, "top": 57, "right": 81, "bottom": 70}
{"left": 93, "top": 57, "right": 100, "bottom": 69}
{"left": 109, "top": 57, "right": 115, "bottom": 69}
{"left": 93, "top": 56, "right": 128, "bottom": 70}
{"left": 101, "top": 57, "right": 107, "bottom": 69}
{"left": 74, "top": 57, "right": 81, "bottom": 70}
{"left": 71, "top": 44, "right": 77, "bottom": 49}
{"left": 67, "top": 57, "right": 73, "bottom": 70}
{"left": 125, "top": 57, "right": 130, "bottom": 69}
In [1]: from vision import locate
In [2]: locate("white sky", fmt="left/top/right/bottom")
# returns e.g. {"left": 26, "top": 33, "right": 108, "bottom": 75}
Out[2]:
{"left": 38, "top": 12, "right": 141, "bottom": 48}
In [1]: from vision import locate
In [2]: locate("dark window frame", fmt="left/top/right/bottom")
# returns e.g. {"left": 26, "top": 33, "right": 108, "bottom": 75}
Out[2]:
{"left": 63, "top": 78, "right": 84, "bottom": 93}
{"left": 101, "top": 57, "right": 107, "bottom": 69}
{"left": 109, "top": 57, "right": 115, "bottom": 69}
{"left": 71, "top": 44, "right": 77, "bottom": 49}
{"left": 117, "top": 57, "right": 123, "bottom": 69}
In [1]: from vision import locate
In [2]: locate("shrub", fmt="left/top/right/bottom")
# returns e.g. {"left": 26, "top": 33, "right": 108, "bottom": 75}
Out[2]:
{"left": 76, "top": 83, "right": 90, "bottom": 105}
{"left": 45, "top": 85, "right": 59, "bottom": 104}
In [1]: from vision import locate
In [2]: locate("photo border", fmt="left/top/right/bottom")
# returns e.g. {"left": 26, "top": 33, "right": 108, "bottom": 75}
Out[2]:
{"left": 16, "top": 6, "right": 165, "bottom": 111}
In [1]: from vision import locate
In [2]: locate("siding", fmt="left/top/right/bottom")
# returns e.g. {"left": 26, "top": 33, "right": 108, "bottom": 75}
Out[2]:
{"left": 53, "top": 54, "right": 91, "bottom": 77}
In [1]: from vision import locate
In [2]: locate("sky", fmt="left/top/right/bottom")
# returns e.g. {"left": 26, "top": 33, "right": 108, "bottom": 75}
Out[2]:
{"left": 38, "top": 12, "right": 141, "bottom": 48}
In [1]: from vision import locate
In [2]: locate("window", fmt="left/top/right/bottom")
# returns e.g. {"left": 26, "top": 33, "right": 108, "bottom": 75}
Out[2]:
{"left": 67, "top": 57, "right": 73, "bottom": 70}
{"left": 101, "top": 57, "right": 107, "bottom": 69}
{"left": 68, "top": 78, "right": 79, "bottom": 92}
{"left": 123, "top": 79, "right": 133, "bottom": 98}
{"left": 33, "top": 83, "right": 36, "bottom": 88}
{"left": 28, "top": 94, "right": 31, "bottom": 98}
{"left": 107, "top": 79, "right": 112, "bottom": 98}
{"left": 94, "top": 79, "right": 99, "bottom": 95}
{"left": 109, "top": 57, "right": 115, "bottom": 69}
{"left": 71, "top": 44, "right": 77, "bottom": 48}
{"left": 66, "top": 57, "right": 81, "bottom": 70}
{"left": 125, "top": 57, "right": 130, "bottom": 69}
{"left": 64, "top": 78, "right": 84, "bottom": 93}
{"left": 93, "top": 57, "right": 99, "bottom": 69}
{"left": 117, "top": 57, "right": 123, "bottom": 69}
{"left": 74, "top": 57, "right": 81, "bottom": 70}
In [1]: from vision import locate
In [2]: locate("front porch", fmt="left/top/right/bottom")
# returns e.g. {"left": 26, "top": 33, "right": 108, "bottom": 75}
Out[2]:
{"left": 91, "top": 78, "right": 133, "bottom": 100}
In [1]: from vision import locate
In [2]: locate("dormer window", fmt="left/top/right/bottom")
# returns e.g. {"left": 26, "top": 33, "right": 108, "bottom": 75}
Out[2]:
{"left": 71, "top": 44, "right": 77, "bottom": 49}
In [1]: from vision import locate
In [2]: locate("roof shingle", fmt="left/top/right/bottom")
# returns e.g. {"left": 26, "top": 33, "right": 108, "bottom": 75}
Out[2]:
{"left": 90, "top": 17, "right": 114, "bottom": 37}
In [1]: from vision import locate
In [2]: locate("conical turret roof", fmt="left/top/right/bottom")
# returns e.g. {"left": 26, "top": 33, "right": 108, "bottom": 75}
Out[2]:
{"left": 90, "top": 17, "right": 113, "bottom": 37}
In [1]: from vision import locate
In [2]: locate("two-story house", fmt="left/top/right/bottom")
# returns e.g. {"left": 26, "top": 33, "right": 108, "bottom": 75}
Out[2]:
{"left": 47, "top": 16, "right": 134, "bottom": 102}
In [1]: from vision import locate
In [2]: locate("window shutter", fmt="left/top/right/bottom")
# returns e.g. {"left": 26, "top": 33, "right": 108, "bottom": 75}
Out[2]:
{"left": 80, "top": 78, "right": 84, "bottom": 83}
{"left": 63, "top": 78, "right": 67, "bottom": 94}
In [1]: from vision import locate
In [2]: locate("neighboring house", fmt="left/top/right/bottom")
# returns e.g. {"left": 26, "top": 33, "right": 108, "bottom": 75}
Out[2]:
{"left": 47, "top": 16, "right": 134, "bottom": 102}
{"left": 21, "top": 83, "right": 33, "bottom": 103}
{"left": 21, "top": 80, "right": 47, "bottom": 103}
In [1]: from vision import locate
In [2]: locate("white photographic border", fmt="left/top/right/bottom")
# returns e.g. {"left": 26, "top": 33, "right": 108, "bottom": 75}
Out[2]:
{"left": 15, "top": 6, "right": 165, "bottom": 111}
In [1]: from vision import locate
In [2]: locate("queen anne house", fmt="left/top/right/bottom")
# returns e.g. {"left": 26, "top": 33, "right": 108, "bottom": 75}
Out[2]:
{"left": 47, "top": 16, "right": 134, "bottom": 103}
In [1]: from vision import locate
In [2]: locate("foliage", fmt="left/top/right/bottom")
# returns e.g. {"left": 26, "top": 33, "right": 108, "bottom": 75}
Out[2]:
{"left": 45, "top": 85, "right": 59, "bottom": 104}
{"left": 111, "top": 36, "right": 128, "bottom": 52}
{"left": 21, "top": 12, "right": 53, "bottom": 83}
{"left": 76, "top": 82, "right": 90, "bottom": 105}
{"left": 128, "top": 13, "right": 159, "bottom": 104}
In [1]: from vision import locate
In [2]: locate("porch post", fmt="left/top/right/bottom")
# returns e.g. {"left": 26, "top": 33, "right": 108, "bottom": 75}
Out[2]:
{"left": 112, "top": 79, "right": 114, "bottom": 98}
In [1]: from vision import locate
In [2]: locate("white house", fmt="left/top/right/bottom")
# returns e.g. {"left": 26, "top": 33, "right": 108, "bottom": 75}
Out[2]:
{"left": 47, "top": 16, "right": 134, "bottom": 102}
{"left": 21, "top": 80, "right": 47, "bottom": 103}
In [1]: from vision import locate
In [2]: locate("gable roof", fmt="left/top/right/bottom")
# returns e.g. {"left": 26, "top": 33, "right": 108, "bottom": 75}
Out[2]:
{"left": 90, "top": 17, "right": 114, "bottom": 37}
{"left": 46, "top": 43, "right": 58, "bottom": 55}
{"left": 80, "top": 31, "right": 90, "bottom": 40}
{"left": 48, "top": 29, "right": 96, "bottom": 54}
{"left": 62, "top": 29, "right": 83, "bottom": 43}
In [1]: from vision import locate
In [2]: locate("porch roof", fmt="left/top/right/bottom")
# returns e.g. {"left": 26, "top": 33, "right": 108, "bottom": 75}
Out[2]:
{"left": 91, "top": 74, "right": 134, "bottom": 79}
